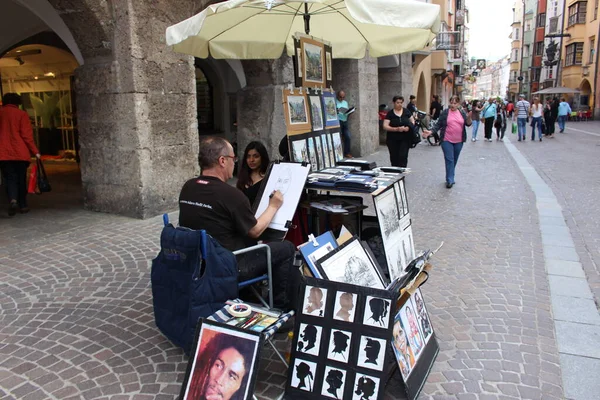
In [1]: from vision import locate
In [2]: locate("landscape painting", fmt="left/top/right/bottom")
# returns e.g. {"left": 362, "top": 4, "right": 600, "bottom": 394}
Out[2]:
{"left": 301, "top": 37, "right": 326, "bottom": 88}
{"left": 283, "top": 89, "right": 311, "bottom": 134}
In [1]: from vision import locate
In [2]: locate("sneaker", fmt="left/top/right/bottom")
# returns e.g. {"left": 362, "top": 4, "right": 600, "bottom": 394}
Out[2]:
{"left": 472, "top": 138, "right": 476, "bottom": 142}
{"left": 539, "top": 138, "right": 542, "bottom": 142}
{"left": 488, "top": 139, "right": 493, "bottom": 142}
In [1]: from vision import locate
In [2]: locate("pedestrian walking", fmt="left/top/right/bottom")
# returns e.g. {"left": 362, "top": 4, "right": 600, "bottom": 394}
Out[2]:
{"left": 481, "top": 97, "right": 497, "bottom": 142}
{"left": 429, "top": 94, "right": 443, "bottom": 123}
{"left": 382, "top": 96, "right": 416, "bottom": 168}
{"left": 0, "top": 93, "right": 41, "bottom": 216}
{"left": 506, "top": 101, "right": 514, "bottom": 118}
{"left": 423, "top": 95, "right": 472, "bottom": 189}
{"left": 515, "top": 94, "right": 530, "bottom": 142}
{"left": 495, "top": 103, "right": 508, "bottom": 141}
{"left": 543, "top": 99, "right": 556, "bottom": 138}
{"left": 336, "top": 90, "right": 353, "bottom": 157}
{"left": 529, "top": 97, "right": 543, "bottom": 141}
{"left": 470, "top": 100, "right": 482, "bottom": 141}
{"left": 557, "top": 97, "right": 572, "bottom": 133}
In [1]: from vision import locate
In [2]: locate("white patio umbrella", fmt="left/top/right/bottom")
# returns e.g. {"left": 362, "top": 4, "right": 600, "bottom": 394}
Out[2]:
{"left": 166, "top": 0, "right": 441, "bottom": 60}
{"left": 532, "top": 86, "right": 581, "bottom": 95}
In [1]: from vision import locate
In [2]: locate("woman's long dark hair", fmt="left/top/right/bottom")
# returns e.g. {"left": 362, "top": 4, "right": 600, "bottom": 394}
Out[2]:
{"left": 236, "top": 141, "right": 270, "bottom": 191}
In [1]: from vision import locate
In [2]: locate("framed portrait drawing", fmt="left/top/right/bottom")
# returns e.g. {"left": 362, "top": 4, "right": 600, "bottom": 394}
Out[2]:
{"left": 179, "top": 319, "right": 263, "bottom": 400}
{"left": 300, "top": 37, "right": 326, "bottom": 88}
{"left": 324, "top": 44, "right": 333, "bottom": 88}
{"left": 309, "top": 94, "right": 324, "bottom": 131}
{"left": 321, "top": 91, "right": 340, "bottom": 128}
{"left": 283, "top": 89, "right": 312, "bottom": 134}
{"left": 316, "top": 237, "right": 385, "bottom": 289}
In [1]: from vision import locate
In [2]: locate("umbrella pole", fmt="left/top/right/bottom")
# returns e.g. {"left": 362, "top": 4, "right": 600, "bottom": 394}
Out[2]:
{"left": 304, "top": 3, "right": 310, "bottom": 34}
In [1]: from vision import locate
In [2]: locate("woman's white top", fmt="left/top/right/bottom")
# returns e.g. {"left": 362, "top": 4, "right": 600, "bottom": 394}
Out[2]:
{"left": 531, "top": 104, "right": 543, "bottom": 118}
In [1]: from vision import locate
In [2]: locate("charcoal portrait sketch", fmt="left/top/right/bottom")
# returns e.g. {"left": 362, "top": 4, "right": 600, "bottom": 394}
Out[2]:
{"left": 317, "top": 239, "right": 384, "bottom": 289}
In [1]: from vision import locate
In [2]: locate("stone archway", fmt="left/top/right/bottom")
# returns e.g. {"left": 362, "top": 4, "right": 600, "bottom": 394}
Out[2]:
{"left": 417, "top": 72, "right": 427, "bottom": 111}
{"left": 579, "top": 79, "right": 592, "bottom": 107}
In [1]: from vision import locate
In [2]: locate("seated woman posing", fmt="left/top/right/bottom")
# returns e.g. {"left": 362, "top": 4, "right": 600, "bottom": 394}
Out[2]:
{"left": 236, "top": 141, "right": 270, "bottom": 206}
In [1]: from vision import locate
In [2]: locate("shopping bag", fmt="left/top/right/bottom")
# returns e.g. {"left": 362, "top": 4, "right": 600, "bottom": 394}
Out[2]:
{"left": 36, "top": 159, "right": 52, "bottom": 193}
{"left": 28, "top": 163, "right": 38, "bottom": 194}
{"left": 511, "top": 122, "right": 517, "bottom": 134}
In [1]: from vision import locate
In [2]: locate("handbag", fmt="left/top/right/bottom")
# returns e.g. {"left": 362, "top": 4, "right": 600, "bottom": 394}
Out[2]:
{"left": 409, "top": 124, "right": 421, "bottom": 148}
{"left": 36, "top": 158, "right": 52, "bottom": 193}
{"left": 28, "top": 163, "right": 39, "bottom": 194}
{"left": 512, "top": 122, "right": 517, "bottom": 134}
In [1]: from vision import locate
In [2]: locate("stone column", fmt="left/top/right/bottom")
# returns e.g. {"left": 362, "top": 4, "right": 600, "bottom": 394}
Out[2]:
{"left": 74, "top": 0, "right": 198, "bottom": 218}
{"left": 378, "top": 53, "right": 413, "bottom": 108}
{"left": 236, "top": 56, "right": 294, "bottom": 158}
{"left": 332, "top": 55, "right": 379, "bottom": 157}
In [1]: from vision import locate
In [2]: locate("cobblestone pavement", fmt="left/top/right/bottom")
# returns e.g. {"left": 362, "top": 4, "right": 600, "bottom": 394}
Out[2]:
{"left": 4, "top": 122, "right": 598, "bottom": 399}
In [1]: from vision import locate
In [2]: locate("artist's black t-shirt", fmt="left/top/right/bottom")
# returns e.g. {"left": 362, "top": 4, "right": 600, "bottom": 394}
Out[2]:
{"left": 178, "top": 176, "right": 257, "bottom": 251}
{"left": 385, "top": 108, "right": 413, "bottom": 129}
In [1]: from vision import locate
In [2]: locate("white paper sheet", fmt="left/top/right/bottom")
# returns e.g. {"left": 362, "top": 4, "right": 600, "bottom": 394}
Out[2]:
{"left": 254, "top": 162, "right": 310, "bottom": 231}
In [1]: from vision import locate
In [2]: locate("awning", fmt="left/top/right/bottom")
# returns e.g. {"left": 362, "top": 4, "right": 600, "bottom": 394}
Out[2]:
{"left": 532, "top": 87, "right": 581, "bottom": 95}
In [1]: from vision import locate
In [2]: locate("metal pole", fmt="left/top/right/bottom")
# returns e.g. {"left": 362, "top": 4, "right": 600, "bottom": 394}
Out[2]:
{"left": 557, "top": 0, "right": 567, "bottom": 87}
{"left": 519, "top": 0, "right": 526, "bottom": 95}
{"left": 303, "top": 3, "right": 310, "bottom": 35}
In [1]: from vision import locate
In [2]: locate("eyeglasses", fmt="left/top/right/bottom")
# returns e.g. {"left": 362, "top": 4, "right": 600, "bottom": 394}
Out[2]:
{"left": 221, "top": 154, "right": 238, "bottom": 163}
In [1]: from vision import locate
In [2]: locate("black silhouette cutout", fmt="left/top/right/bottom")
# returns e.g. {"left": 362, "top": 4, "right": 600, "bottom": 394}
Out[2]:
{"left": 325, "top": 369, "right": 344, "bottom": 399}
{"left": 368, "top": 298, "right": 389, "bottom": 326}
{"left": 354, "top": 375, "right": 376, "bottom": 400}
{"left": 298, "top": 324, "right": 318, "bottom": 352}
{"left": 364, "top": 338, "right": 381, "bottom": 365}
{"left": 331, "top": 331, "right": 350, "bottom": 360}
{"left": 295, "top": 361, "right": 314, "bottom": 391}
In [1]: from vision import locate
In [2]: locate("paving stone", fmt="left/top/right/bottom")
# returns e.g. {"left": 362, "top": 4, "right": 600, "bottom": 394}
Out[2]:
{"left": 555, "top": 321, "right": 600, "bottom": 358}
{"left": 560, "top": 353, "right": 600, "bottom": 400}
{"left": 548, "top": 276, "right": 594, "bottom": 299}
{"left": 551, "top": 295, "right": 600, "bottom": 325}
{"left": 546, "top": 260, "right": 586, "bottom": 278}
{"left": 543, "top": 246, "right": 580, "bottom": 262}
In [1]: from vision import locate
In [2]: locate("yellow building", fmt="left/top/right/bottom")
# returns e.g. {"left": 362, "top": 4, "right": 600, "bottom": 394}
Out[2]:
{"left": 560, "top": 0, "right": 598, "bottom": 110}
{"left": 412, "top": 0, "right": 466, "bottom": 110}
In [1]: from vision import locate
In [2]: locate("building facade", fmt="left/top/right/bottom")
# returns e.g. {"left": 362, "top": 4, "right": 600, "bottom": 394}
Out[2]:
{"left": 521, "top": 0, "right": 537, "bottom": 99}
{"left": 560, "top": 0, "right": 598, "bottom": 111}
{"left": 541, "top": 0, "right": 565, "bottom": 89}
{"left": 1, "top": 0, "right": 453, "bottom": 218}
{"left": 509, "top": 1, "right": 524, "bottom": 101}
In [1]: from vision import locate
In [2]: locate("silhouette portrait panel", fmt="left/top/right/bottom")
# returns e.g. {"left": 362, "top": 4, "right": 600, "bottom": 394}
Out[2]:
{"left": 356, "top": 336, "right": 386, "bottom": 371}
{"left": 302, "top": 285, "right": 327, "bottom": 317}
{"left": 320, "top": 366, "right": 346, "bottom": 399}
{"left": 290, "top": 358, "right": 317, "bottom": 392}
{"left": 296, "top": 323, "right": 322, "bottom": 356}
{"left": 333, "top": 291, "right": 357, "bottom": 323}
{"left": 327, "top": 329, "right": 352, "bottom": 363}
{"left": 362, "top": 296, "right": 391, "bottom": 329}
{"left": 352, "top": 373, "right": 380, "bottom": 400}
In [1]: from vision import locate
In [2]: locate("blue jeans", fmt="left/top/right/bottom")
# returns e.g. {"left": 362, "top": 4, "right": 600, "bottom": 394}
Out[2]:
{"left": 471, "top": 119, "right": 480, "bottom": 139}
{"left": 441, "top": 141, "right": 463, "bottom": 184}
{"left": 340, "top": 120, "right": 351, "bottom": 155}
{"left": 531, "top": 117, "right": 542, "bottom": 140}
{"left": 558, "top": 115, "right": 567, "bottom": 132}
{"left": 517, "top": 118, "right": 527, "bottom": 140}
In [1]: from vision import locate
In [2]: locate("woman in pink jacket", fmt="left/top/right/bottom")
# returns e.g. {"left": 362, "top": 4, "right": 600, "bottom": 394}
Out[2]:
{"left": 0, "top": 93, "right": 40, "bottom": 216}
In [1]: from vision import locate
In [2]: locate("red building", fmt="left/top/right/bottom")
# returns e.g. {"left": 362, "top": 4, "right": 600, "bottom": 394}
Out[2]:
{"left": 531, "top": 0, "right": 546, "bottom": 95}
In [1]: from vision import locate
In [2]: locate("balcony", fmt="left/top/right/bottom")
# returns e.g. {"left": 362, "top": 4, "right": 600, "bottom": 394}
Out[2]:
{"left": 435, "top": 32, "right": 461, "bottom": 51}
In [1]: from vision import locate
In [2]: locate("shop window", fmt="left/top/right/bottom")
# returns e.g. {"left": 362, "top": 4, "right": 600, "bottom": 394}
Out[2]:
{"left": 568, "top": 1, "right": 587, "bottom": 26}
{"left": 549, "top": 17, "right": 558, "bottom": 33}
{"left": 565, "top": 42, "right": 584, "bottom": 66}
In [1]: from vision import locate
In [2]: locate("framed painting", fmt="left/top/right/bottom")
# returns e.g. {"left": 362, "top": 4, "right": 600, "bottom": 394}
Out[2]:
{"left": 324, "top": 44, "right": 333, "bottom": 88}
{"left": 179, "top": 319, "right": 263, "bottom": 400}
{"left": 331, "top": 131, "right": 344, "bottom": 162}
{"left": 283, "top": 89, "right": 312, "bottom": 134}
{"left": 300, "top": 37, "right": 326, "bottom": 88}
{"left": 309, "top": 94, "right": 324, "bottom": 131}
{"left": 290, "top": 136, "right": 309, "bottom": 164}
{"left": 321, "top": 91, "right": 340, "bottom": 128}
